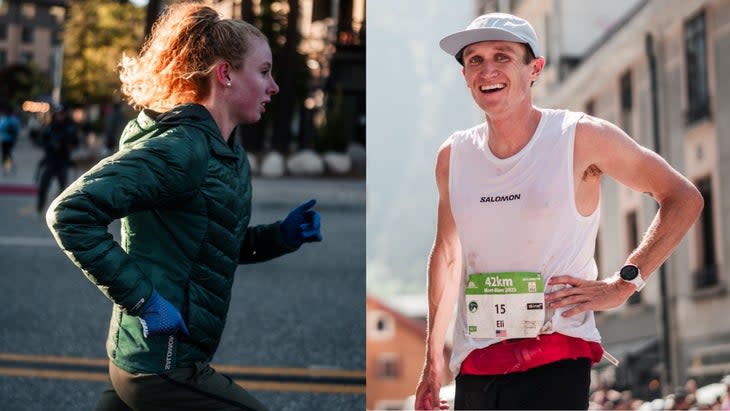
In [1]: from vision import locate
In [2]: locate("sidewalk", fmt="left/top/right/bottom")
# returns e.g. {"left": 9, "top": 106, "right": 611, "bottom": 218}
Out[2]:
{"left": 0, "top": 132, "right": 44, "bottom": 195}
{"left": 0, "top": 132, "right": 365, "bottom": 209}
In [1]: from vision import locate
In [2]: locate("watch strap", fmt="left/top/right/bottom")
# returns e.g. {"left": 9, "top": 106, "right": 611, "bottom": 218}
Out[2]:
{"left": 619, "top": 265, "right": 646, "bottom": 292}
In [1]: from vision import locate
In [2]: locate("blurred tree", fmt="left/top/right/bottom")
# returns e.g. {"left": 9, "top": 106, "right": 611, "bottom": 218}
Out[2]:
{"left": 62, "top": 0, "right": 145, "bottom": 106}
{"left": 315, "top": 86, "right": 347, "bottom": 152}
{"left": 144, "top": 0, "right": 163, "bottom": 39}
{"left": 272, "top": 0, "right": 299, "bottom": 152}
{"left": 238, "top": 0, "right": 269, "bottom": 153}
{"left": 0, "top": 63, "right": 52, "bottom": 107}
{"left": 238, "top": 0, "right": 310, "bottom": 154}
{"left": 241, "top": 0, "right": 254, "bottom": 20}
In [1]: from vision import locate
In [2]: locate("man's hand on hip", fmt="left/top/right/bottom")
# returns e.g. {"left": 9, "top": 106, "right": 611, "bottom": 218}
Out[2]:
{"left": 545, "top": 275, "right": 636, "bottom": 318}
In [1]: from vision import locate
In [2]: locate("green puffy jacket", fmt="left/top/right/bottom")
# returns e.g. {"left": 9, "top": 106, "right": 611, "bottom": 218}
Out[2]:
{"left": 47, "top": 104, "right": 297, "bottom": 374}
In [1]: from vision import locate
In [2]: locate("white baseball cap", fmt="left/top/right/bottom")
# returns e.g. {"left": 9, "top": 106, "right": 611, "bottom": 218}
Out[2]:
{"left": 440, "top": 13, "right": 541, "bottom": 64}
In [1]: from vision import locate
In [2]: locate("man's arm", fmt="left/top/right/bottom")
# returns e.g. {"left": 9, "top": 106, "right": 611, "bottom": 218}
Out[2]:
{"left": 547, "top": 115, "right": 703, "bottom": 316}
{"left": 415, "top": 140, "right": 461, "bottom": 410}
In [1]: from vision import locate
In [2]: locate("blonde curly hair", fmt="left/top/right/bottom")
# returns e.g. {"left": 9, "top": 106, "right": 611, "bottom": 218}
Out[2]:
{"left": 119, "top": 2, "right": 266, "bottom": 112}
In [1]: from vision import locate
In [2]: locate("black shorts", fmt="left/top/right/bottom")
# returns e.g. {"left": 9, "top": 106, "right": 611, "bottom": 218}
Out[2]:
{"left": 455, "top": 358, "right": 592, "bottom": 410}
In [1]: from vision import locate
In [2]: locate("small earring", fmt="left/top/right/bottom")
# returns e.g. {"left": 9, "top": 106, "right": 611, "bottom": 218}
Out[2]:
{"left": 226, "top": 81, "right": 232, "bottom": 87}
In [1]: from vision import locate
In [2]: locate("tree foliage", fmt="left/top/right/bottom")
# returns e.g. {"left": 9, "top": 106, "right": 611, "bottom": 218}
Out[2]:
{"left": 62, "top": 0, "right": 145, "bottom": 106}
{"left": 0, "top": 63, "right": 53, "bottom": 107}
{"left": 239, "top": 0, "right": 311, "bottom": 153}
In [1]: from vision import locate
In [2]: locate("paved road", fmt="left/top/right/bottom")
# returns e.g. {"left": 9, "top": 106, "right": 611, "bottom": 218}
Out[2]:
{"left": 0, "top": 136, "right": 365, "bottom": 410}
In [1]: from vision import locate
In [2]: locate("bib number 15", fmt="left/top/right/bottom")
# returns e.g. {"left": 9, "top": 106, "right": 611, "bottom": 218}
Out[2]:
{"left": 465, "top": 271, "right": 545, "bottom": 339}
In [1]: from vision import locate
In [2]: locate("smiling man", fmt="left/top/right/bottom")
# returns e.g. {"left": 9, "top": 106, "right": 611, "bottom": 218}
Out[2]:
{"left": 414, "top": 13, "right": 703, "bottom": 410}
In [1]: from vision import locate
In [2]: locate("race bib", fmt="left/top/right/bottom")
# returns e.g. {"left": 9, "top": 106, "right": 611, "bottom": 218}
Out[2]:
{"left": 465, "top": 272, "right": 545, "bottom": 339}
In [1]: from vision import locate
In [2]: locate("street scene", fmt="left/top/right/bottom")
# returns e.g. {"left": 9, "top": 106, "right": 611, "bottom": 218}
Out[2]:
{"left": 0, "top": 135, "right": 365, "bottom": 410}
{"left": 7, "top": 0, "right": 730, "bottom": 410}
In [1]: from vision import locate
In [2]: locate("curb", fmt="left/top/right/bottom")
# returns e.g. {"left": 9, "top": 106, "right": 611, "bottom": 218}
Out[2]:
{"left": 0, "top": 184, "right": 38, "bottom": 195}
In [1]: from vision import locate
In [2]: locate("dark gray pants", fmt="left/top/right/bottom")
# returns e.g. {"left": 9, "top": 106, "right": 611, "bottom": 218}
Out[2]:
{"left": 95, "top": 361, "right": 268, "bottom": 411}
{"left": 36, "top": 163, "right": 68, "bottom": 213}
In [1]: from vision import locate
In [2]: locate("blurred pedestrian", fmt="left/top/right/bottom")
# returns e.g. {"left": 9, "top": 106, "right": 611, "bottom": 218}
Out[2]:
{"left": 721, "top": 384, "right": 730, "bottom": 411}
{"left": 46, "top": 3, "right": 322, "bottom": 411}
{"left": 646, "top": 378, "right": 663, "bottom": 400}
{"left": 589, "top": 386, "right": 609, "bottom": 410}
{"left": 614, "top": 390, "right": 634, "bottom": 410}
{"left": 36, "top": 106, "right": 78, "bottom": 214}
{"left": 686, "top": 377, "right": 698, "bottom": 396}
{"left": 0, "top": 103, "right": 21, "bottom": 174}
{"left": 673, "top": 387, "right": 693, "bottom": 410}
{"left": 415, "top": 12, "right": 703, "bottom": 410}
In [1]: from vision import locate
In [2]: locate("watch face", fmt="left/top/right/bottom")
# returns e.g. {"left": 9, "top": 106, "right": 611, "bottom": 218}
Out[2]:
{"left": 620, "top": 265, "right": 639, "bottom": 281}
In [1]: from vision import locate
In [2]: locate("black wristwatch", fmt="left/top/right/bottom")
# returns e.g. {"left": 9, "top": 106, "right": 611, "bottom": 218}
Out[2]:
{"left": 619, "top": 264, "right": 646, "bottom": 292}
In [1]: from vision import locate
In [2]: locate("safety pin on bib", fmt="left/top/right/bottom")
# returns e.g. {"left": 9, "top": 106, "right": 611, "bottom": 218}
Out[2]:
{"left": 602, "top": 351, "right": 620, "bottom": 367}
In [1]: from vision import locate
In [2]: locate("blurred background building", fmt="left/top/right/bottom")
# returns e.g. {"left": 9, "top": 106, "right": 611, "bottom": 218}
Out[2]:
{"left": 366, "top": 295, "right": 453, "bottom": 410}
{"left": 0, "top": 0, "right": 65, "bottom": 72}
{"left": 0, "top": 0, "right": 67, "bottom": 109}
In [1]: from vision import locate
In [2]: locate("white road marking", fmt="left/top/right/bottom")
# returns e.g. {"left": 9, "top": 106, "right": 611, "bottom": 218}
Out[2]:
{"left": 0, "top": 236, "right": 57, "bottom": 247}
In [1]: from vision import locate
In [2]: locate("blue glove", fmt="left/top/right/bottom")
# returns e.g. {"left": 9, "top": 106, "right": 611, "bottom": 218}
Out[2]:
{"left": 137, "top": 291, "right": 190, "bottom": 338}
{"left": 280, "top": 199, "right": 323, "bottom": 247}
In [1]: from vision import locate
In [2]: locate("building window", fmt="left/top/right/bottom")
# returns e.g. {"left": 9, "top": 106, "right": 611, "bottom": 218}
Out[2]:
{"left": 20, "top": 52, "right": 32, "bottom": 64}
{"left": 684, "top": 11, "right": 711, "bottom": 123}
{"left": 50, "top": 6, "right": 66, "bottom": 25}
{"left": 52, "top": 29, "right": 61, "bottom": 46}
{"left": 376, "top": 353, "right": 400, "bottom": 379}
{"left": 693, "top": 177, "right": 718, "bottom": 289}
{"left": 0, "top": 23, "right": 6, "bottom": 41}
{"left": 0, "top": 50, "right": 6, "bottom": 67}
{"left": 21, "top": 3, "right": 36, "bottom": 18}
{"left": 620, "top": 70, "right": 633, "bottom": 136}
{"left": 21, "top": 26, "right": 34, "bottom": 44}
{"left": 368, "top": 310, "right": 395, "bottom": 341}
{"left": 626, "top": 210, "right": 641, "bottom": 304}
{"left": 376, "top": 318, "right": 386, "bottom": 331}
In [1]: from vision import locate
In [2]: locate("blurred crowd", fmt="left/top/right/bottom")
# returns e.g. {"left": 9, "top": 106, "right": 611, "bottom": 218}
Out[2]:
{"left": 0, "top": 102, "right": 124, "bottom": 216}
{"left": 590, "top": 377, "right": 730, "bottom": 410}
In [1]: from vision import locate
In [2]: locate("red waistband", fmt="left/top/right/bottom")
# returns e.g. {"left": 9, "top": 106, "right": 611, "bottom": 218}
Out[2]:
{"left": 460, "top": 333, "right": 604, "bottom": 375}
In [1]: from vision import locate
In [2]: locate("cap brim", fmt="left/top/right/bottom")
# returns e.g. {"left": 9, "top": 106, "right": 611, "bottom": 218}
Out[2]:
{"left": 439, "top": 28, "right": 529, "bottom": 56}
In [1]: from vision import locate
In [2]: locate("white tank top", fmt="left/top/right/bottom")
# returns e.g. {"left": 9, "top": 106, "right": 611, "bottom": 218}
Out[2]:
{"left": 448, "top": 108, "right": 602, "bottom": 376}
